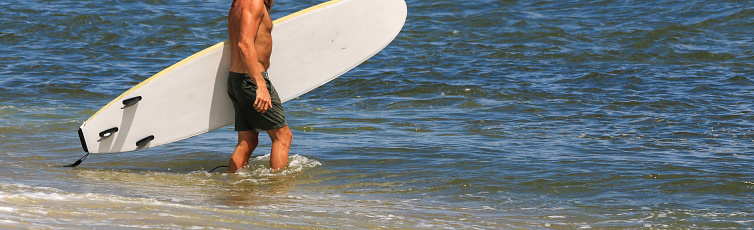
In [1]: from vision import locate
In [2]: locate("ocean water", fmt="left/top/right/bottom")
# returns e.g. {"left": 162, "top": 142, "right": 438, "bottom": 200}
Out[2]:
{"left": 1, "top": 0, "right": 753, "bottom": 228}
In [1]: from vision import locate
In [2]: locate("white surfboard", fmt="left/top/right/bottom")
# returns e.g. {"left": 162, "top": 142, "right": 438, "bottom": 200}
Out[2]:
{"left": 77, "top": 0, "right": 407, "bottom": 153}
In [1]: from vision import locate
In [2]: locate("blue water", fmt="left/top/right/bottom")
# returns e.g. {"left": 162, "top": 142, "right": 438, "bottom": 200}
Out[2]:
{"left": 1, "top": 0, "right": 753, "bottom": 228}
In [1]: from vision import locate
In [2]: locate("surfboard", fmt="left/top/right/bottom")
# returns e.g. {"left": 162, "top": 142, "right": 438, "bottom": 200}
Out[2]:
{"left": 76, "top": 0, "right": 407, "bottom": 154}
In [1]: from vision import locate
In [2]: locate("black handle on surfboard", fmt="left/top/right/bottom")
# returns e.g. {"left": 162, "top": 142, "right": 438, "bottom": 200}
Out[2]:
{"left": 121, "top": 96, "right": 142, "bottom": 109}
{"left": 98, "top": 127, "right": 119, "bottom": 141}
{"left": 135, "top": 135, "right": 155, "bottom": 150}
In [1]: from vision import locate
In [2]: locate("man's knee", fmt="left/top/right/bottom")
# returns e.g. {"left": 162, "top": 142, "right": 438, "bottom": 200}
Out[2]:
{"left": 237, "top": 131, "right": 259, "bottom": 147}
{"left": 269, "top": 127, "right": 292, "bottom": 147}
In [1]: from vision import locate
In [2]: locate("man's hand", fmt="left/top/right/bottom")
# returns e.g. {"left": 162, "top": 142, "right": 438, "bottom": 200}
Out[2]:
{"left": 254, "top": 85, "right": 272, "bottom": 114}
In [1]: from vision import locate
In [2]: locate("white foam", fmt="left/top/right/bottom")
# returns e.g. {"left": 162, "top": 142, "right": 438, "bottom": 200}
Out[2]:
{"left": 238, "top": 153, "right": 321, "bottom": 177}
{"left": 0, "top": 219, "right": 19, "bottom": 224}
{"left": 22, "top": 192, "right": 70, "bottom": 201}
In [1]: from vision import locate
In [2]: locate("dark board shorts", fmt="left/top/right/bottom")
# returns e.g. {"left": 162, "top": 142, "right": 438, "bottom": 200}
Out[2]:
{"left": 227, "top": 71, "right": 287, "bottom": 133}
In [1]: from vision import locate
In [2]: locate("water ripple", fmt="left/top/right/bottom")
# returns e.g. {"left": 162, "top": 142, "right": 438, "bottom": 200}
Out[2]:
{"left": 0, "top": 0, "right": 752, "bottom": 228}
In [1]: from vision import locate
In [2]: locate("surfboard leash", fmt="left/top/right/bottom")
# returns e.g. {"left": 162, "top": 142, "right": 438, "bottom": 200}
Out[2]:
{"left": 208, "top": 165, "right": 228, "bottom": 173}
{"left": 61, "top": 153, "right": 90, "bottom": 168}
{"left": 61, "top": 154, "right": 228, "bottom": 172}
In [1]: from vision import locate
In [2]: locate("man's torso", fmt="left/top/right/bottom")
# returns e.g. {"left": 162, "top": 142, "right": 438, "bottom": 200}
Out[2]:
{"left": 228, "top": 0, "right": 273, "bottom": 73}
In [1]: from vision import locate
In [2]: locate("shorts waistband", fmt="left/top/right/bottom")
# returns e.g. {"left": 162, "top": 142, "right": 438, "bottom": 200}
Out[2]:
{"left": 229, "top": 71, "right": 269, "bottom": 79}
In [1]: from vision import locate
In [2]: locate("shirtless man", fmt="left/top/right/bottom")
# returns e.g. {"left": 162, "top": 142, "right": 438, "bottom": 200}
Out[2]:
{"left": 227, "top": 0, "right": 292, "bottom": 173}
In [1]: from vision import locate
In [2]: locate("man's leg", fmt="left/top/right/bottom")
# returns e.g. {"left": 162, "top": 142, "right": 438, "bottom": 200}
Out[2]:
{"left": 267, "top": 126, "right": 292, "bottom": 172}
{"left": 229, "top": 130, "right": 259, "bottom": 173}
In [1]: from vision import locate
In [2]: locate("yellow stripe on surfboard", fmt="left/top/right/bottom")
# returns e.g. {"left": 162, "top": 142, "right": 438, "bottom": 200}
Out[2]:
{"left": 86, "top": 0, "right": 346, "bottom": 122}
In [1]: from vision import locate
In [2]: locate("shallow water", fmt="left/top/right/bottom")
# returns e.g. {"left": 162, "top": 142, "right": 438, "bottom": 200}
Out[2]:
{"left": 1, "top": 0, "right": 753, "bottom": 228}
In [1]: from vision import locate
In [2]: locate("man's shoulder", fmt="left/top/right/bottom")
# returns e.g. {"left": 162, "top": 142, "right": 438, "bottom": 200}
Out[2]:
{"left": 237, "top": 0, "right": 266, "bottom": 9}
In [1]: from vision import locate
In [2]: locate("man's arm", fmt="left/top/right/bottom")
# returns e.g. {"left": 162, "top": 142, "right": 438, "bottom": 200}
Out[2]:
{"left": 237, "top": 0, "right": 272, "bottom": 113}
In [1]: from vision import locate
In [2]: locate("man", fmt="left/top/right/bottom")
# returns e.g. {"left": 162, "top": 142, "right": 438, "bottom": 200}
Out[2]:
{"left": 226, "top": 0, "right": 292, "bottom": 173}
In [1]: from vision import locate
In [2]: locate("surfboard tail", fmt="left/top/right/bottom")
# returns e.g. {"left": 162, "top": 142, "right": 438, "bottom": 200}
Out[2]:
{"left": 78, "top": 127, "right": 89, "bottom": 153}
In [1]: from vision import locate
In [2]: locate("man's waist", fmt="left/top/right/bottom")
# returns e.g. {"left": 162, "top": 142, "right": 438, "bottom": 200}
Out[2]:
{"left": 229, "top": 71, "right": 269, "bottom": 79}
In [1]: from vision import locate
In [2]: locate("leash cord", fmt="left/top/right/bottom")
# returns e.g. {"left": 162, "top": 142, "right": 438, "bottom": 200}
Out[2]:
{"left": 208, "top": 165, "right": 228, "bottom": 173}
{"left": 61, "top": 153, "right": 90, "bottom": 168}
